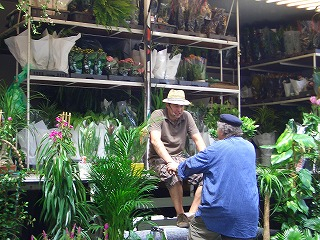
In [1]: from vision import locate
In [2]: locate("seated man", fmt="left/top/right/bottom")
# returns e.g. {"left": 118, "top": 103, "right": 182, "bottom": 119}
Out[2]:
{"left": 148, "top": 89, "right": 206, "bottom": 228}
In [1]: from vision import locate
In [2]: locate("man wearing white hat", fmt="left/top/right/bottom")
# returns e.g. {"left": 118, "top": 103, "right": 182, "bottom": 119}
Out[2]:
{"left": 148, "top": 89, "right": 206, "bottom": 228}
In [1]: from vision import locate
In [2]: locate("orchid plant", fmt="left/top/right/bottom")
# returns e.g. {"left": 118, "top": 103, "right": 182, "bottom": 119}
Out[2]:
{"left": 36, "top": 114, "right": 89, "bottom": 239}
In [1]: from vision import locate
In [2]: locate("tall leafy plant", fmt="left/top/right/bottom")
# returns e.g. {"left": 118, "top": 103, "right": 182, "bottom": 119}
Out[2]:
{"left": 259, "top": 117, "right": 319, "bottom": 235}
{"left": 104, "top": 119, "right": 148, "bottom": 163}
{"left": 78, "top": 121, "right": 100, "bottom": 162}
{"left": 252, "top": 105, "right": 277, "bottom": 134}
{"left": 88, "top": 120, "right": 159, "bottom": 240}
{"left": 36, "top": 115, "right": 88, "bottom": 239}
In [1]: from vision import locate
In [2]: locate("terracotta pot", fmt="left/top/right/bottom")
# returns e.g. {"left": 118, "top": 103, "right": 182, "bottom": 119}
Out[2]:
{"left": 0, "top": 165, "right": 16, "bottom": 174}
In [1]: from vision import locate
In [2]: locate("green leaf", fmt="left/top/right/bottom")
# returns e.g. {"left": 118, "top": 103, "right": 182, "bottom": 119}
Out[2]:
{"left": 271, "top": 149, "right": 293, "bottom": 165}
{"left": 293, "top": 134, "right": 318, "bottom": 149}
{"left": 287, "top": 200, "right": 299, "bottom": 213}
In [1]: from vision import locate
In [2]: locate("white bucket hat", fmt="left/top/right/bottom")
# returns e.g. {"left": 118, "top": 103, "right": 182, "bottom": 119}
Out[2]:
{"left": 162, "top": 89, "right": 191, "bottom": 106}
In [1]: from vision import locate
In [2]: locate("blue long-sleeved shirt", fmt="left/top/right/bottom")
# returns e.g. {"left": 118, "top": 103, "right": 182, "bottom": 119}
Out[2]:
{"left": 178, "top": 136, "right": 259, "bottom": 238}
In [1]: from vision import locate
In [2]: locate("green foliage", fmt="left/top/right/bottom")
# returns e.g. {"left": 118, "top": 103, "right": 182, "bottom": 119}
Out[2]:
{"left": 272, "top": 225, "right": 320, "bottom": 240}
{"left": 78, "top": 121, "right": 100, "bottom": 162}
{"left": 85, "top": 119, "right": 159, "bottom": 239}
{"left": 151, "top": 88, "right": 165, "bottom": 112}
{"left": 0, "top": 80, "right": 26, "bottom": 133}
{"left": 0, "top": 171, "right": 34, "bottom": 239}
{"left": 259, "top": 118, "right": 320, "bottom": 231}
{"left": 88, "top": 155, "right": 159, "bottom": 239}
{"left": 36, "top": 117, "right": 89, "bottom": 239}
{"left": 204, "top": 102, "right": 239, "bottom": 138}
{"left": 37, "top": 101, "right": 61, "bottom": 128}
{"left": 16, "top": 0, "right": 58, "bottom": 35}
{"left": 253, "top": 105, "right": 277, "bottom": 133}
{"left": 104, "top": 119, "right": 148, "bottom": 163}
{"left": 93, "top": 0, "right": 136, "bottom": 29}
{"left": 240, "top": 116, "right": 258, "bottom": 140}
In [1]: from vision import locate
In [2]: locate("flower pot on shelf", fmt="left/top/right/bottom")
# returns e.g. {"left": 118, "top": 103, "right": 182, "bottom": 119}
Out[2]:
{"left": 0, "top": 164, "right": 16, "bottom": 174}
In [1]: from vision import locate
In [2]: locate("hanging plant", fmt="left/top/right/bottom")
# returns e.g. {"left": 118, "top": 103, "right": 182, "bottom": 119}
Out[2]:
{"left": 93, "top": 0, "right": 136, "bottom": 29}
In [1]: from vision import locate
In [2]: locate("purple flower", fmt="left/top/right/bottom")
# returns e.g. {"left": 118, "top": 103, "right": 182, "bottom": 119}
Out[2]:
{"left": 42, "top": 230, "right": 48, "bottom": 240}
{"left": 56, "top": 117, "right": 62, "bottom": 122}
{"left": 104, "top": 223, "right": 109, "bottom": 230}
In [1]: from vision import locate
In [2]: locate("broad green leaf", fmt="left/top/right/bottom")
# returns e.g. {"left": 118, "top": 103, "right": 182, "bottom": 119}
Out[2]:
{"left": 271, "top": 149, "right": 293, "bottom": 165}
{"left": 293, "top": 134, "right": 318, "bottom": 149}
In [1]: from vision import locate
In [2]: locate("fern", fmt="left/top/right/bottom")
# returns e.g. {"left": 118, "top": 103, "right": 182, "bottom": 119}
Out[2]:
{"left": 93, "top": 0, "right": 136, "bottom": 29}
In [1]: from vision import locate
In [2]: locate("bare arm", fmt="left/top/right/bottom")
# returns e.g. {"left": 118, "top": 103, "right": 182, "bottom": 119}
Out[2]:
{"left": 150, "top": 130, "right": 174, "bottom": 163}
{"left": 191, "top": 132, "right": 206, "bottom": 152}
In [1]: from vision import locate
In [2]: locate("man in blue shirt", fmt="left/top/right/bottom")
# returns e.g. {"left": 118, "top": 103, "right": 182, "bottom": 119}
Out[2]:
{"left": 168, "top": 114, "right": 259, "bottom": 240}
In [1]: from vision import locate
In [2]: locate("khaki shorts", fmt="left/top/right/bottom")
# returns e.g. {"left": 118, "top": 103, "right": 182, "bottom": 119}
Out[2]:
{"left": 148, "top": 155, "right": 203, "bottom": 189}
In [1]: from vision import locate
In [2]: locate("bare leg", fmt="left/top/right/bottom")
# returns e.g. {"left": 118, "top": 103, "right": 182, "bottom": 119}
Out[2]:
{"left": 168, "top": 181, "right": 184, "bottom": 215}
{"left": 189, "top": 185, "right": 202, "bottom": 213}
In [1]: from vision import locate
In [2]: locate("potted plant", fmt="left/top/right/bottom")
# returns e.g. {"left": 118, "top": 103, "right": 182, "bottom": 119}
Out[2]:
{"left": 258, "top": 114, "right": 320, "bottom": 239}
{"left": 87, "top": 120, "right": 159, "bottom": 240}
{"left": 93, "top": 0, "right": 136, "bottom": 29}
{"left": 36, "top": 113, "right": 90, "bottom": 239}
{"left": 252, "top": 105, "right": 278, "bottom": 166}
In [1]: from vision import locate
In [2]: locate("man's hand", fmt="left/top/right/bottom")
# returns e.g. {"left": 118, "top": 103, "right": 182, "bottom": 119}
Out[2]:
{"left": 167, "top": 161, "right": 179, "bottom": 174}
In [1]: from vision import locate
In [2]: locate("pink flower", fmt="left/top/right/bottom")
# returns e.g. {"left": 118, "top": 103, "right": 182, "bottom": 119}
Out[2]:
{"left": 106, "top": 56, "right": 114, "bottom": 62}
{"left": 104, "top": 223, "right": 109, "bottom": 230}
{"left": 56, "top": 117, "right": 62, "bottom": 122}
{"left": 7, "top": 117, "right": 12, "bottom": 121}
{"left": 316, "top": 99, "right": 320, "bottom": 106}
{"left": 49, "top": 130, "right": 62, "bottom": 141}
{"left": 310, "top": 96, "right": 317, "bottom": 104}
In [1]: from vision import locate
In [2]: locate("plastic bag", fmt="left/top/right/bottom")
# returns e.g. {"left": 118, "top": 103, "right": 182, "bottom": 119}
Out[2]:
{"left": 152, "top": 48, "right": 167, "bottom": 79}
{"left": 6, "top": 67, "right": 28, "bottom": 117}
{"left": 165, "top": 53, "right": 181, "bottom": 80}
{"left": 31, "top": 34, "right": 50, "bottom": 69}
{"left": 4, "top": 29, "right": 36, "bottom": 68}
{"left": 117, "top": 101, "right": 138, "bottom": 127}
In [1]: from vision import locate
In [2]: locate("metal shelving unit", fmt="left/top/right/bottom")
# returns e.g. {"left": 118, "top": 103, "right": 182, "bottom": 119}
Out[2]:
{"left": 2, "top": 0, "right": 241, "bottom": 167}
{"left": 241, "top": 51, "right": 320, "bottom": 108}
